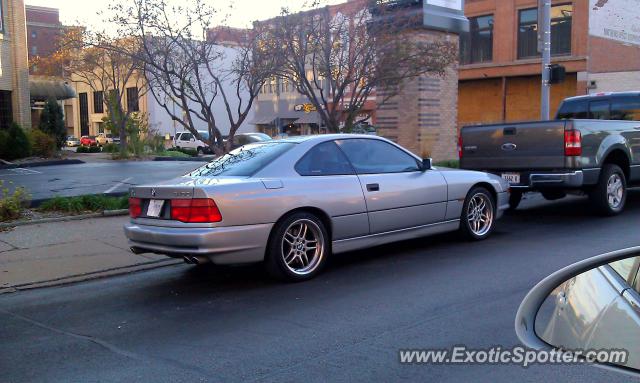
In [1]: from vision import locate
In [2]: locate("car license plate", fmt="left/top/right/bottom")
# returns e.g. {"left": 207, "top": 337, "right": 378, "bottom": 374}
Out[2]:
{"left": 501, "top": 173, "right": 521, "bottom": 184}
{"left": 147, "top": 199, "right": 164, "bottom": 217}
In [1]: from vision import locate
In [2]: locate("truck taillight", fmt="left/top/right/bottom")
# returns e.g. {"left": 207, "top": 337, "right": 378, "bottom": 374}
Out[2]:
{"left": 564, "top": 130, "right": 582, "bottom": 156}
{"left": 129, "top": 198, "right": 142, "bottom": 218}
{"left": 171, "top": 199, "right": 222, "bottom": 223}
{"left": 458, "top": 134, "right": 463, "bottom": 159}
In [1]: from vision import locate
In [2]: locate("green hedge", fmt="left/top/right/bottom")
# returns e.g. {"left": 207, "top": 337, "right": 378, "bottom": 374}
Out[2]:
{"left": 76, "top": 146, "right": 102, "bottom": 153}
{"left": 39, "top": 195, "right": 129, "bottom": 213}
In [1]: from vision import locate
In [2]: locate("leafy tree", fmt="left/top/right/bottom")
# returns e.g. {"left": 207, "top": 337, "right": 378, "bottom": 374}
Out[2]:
{"left": 39, "top": 98, "right": 66, "bottom": 149}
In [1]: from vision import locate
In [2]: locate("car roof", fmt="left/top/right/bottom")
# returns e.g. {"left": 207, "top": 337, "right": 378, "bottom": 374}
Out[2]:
{"left": 275, "top": 134, "right": 387, "bottom": 144}
{"left": 563, "top": 91, "right": 640, "bottom": 102}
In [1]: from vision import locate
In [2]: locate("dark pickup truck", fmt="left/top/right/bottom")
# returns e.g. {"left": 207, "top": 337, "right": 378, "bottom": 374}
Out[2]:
{"left": 460, "top": 92, "right": 640, "bottom": 215}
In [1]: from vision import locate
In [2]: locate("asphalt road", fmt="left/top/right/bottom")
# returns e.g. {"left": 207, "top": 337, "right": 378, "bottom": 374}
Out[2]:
{"left": 1, "top": 194, "right": 639, "bottom": 382}
{"left": 0, "top": 161, "right": 203, "bottom": 201}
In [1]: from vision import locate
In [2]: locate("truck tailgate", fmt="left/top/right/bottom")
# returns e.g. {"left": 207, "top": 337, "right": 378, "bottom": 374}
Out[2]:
{"left": 460, "top": 120, "right": 569, "bottom": 170}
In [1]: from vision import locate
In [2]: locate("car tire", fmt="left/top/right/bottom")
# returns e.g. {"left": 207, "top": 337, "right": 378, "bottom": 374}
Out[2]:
{"left": 589, "top": 163, "right": 627, "bottom": 216}
{"left": 265, "top": 212, "right": 330, "bottom": 282}
{"left": 508, "top": 190, "right": 523, "bottom": 211}
{"left": 460, "top": 187, "right": 496, "bottom": 241}
{"left": 197, "top": 147, "right": 204, "bottom": 156}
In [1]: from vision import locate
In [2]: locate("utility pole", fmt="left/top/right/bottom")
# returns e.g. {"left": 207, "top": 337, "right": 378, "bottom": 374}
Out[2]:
{"left": 539, "top": 0, "right": 551, "bottom": 120}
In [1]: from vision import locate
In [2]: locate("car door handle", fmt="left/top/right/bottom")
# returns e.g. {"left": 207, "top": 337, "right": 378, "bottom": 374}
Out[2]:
{"left": 366, "top": 183, "right": 380, "bottom": 192}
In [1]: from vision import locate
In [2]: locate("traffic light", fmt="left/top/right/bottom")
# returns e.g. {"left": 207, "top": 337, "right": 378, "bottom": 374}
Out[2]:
{"left": 548, "top": 64, "right": 566, "bottom": 85}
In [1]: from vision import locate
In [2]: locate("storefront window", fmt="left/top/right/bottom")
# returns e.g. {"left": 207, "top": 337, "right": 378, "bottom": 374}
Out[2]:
{"left": 0, "top": 0, "right": 4, "bottom": 33}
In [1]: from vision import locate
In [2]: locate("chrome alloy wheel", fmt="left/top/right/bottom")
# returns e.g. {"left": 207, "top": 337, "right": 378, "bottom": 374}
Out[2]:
{"left": 281, "top": 219, "right": 325, "bottom": 275}
{"left": 467, "top": 193, "right": 494, "bottom": 237}
{"left": 606, "top": 173, "right": 624, "bottom": 209}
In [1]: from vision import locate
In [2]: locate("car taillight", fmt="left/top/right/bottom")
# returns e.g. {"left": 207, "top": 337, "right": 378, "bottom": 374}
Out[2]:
{"left": 564, "top": 130, "right": 582, "bottom": 156}
{"left": 171, "top": 199, "right": 222, "bottom": 223}
{"left": 458, "top": 134, "right": 463, "bottom": 159}
{"left": 129, "top": 197, "right": 142, "bottom": 218}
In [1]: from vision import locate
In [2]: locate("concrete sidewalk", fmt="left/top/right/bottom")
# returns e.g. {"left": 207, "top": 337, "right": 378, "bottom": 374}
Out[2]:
{"left": 0, "top": 216, "right": 181, "bottom": 293}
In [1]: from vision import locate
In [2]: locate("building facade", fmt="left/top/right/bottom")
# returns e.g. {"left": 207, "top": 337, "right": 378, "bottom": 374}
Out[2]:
{"left": 458, "top": 0, "right": 640, "bottom": 128}
{"left": 25, "top": 4, "right": 62, "bottom": 69}
{"left": 0, "top": 0, "right": 31, "bottom": 129}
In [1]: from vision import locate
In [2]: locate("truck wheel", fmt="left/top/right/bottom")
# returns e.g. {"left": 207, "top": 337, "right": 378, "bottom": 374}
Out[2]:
{"left": 460, "top": 187, "right": 496, "bottom": 241}
{"left": 508, "top": 191, "right": 523, "bottom": 211}
{"left": 265, "top": 212, "right": 330, "bottom": 282}
{"left": 589, "top": 163, "right": 627, "bottom": 216}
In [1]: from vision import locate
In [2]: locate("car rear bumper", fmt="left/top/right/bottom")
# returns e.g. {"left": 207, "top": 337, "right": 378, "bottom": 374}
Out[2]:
{"left": 506, "top": 171, "right": 584, "bottom": 190}
{"left": 124, "top": 222, "right": 273, "bottom": 265}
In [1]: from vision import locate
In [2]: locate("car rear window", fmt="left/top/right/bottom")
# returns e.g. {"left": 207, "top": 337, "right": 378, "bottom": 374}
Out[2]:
{"left": 189, "top": 142, "right": 295, "bottom": 177}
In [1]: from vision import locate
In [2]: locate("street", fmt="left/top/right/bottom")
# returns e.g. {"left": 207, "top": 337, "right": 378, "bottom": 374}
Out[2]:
{"left": 1, "top": 193, "right": 639, "bottom": 382}
{"left": 1, "top": 161, "right": 202, "bottom": 200}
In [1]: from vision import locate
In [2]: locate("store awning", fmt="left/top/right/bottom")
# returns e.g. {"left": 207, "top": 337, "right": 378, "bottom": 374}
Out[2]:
{"left": 30, "top": 78, "right": 77, "bottom": 101}
{"left": 294, "top": 113, "right": 321, "bottom": 125}
{"left": 249, "top": 114, "right": 277, "bottom": 125}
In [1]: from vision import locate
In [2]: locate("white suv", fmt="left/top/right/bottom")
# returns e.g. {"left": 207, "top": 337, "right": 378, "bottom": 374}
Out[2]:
{"left": 174, "top": 131, "right": 211, "bottom": 155}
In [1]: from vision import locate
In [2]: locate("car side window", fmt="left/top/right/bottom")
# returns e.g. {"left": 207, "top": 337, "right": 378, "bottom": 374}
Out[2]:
{"left": 610, "top": 97, "right": 640, "bottom": 121}
{"left": 295, "top": 141, "right": 355, "bottom": 176}
{"left": 336, "top": 139, "right": 421, "bottom": 174}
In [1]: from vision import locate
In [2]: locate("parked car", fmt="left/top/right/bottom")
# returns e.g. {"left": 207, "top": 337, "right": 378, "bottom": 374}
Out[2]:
{"left": 65, "top": 135, "right": 80, "bottom": 147}
{"left": 125, "top": 134, "right": 509, "bottom": 281}
{"left": 174, "top": 131, "right": 211, "bottom": 155}
{"left": 227, "top": 132, "right": 273, "bottom": 150}
{"left": 460, "top": 92, "right": 640, "bottom": 215}
{"left": 80, "top": 136, "right": 98, "bottom": 147}
{"left": 516, "top": 247, "right": 640, "bottom": 376}
{"left": 96, "top": 133, "right": 114, "bottom": 146}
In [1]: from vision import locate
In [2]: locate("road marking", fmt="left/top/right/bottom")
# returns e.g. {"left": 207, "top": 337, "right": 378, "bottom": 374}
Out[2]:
{"left": 104, "top": 177, "right": 133, "bottom": 194}
{"left": 0, "top": 168, "right": 42, "bottom": 176}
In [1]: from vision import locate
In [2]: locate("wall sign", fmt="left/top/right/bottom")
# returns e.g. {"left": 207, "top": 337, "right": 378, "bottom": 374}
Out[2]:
{"left": 294, "top": 104, "right": 318, "bottom": 113}
{"left": 589, "top": 0, "right": 640, "bottom": 46}
{"left": 426, "top": 0, "right": 462, "bottom": 11}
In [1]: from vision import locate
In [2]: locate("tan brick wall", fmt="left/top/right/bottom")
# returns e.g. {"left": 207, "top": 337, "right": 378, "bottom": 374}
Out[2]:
{"left": 0, "top": 0, "right": 31, "bottom": 128}
{"left": 377, "top": 30, "right": 459, "bottom": 161}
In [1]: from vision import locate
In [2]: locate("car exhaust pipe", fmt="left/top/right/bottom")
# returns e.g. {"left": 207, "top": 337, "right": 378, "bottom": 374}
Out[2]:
{"left": 130, "top": 247, "right": 146, "bottom": 255}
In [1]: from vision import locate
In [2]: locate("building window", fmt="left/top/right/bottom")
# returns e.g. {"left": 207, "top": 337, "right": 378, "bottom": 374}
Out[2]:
{"left": 460, "top": 14, "right": 494, "bottom": 65}
{"left": 93, "top": 91, "right": 104, "bottom": 113}
{"left": 518, "top": 5, "right": 573, "bottom": 59}
{"left": 126, "top": 87, "right": 139, "bottom": 112}
{"left": 79, "top": 93, "right": 89, "bottom": 136}
{"left": 31, "top": 46, "right": 38, "bottom": 56}
{"left": 31, "top": 31, "right": 37, "bottom": 39}
{"left": 0, "top": 91, "right": 12, "bottom": 130}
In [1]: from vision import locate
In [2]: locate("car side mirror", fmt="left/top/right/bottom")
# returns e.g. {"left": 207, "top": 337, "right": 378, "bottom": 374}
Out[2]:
{"left": 515, "top": 247, "right": 640, "bottom": 376}
{"left": 421, "top": 158, "right": 432, "bottom": 171}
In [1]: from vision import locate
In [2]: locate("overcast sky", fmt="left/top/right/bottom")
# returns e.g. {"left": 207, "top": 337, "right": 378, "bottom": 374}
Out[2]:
{"left": 25, "top": 0, "right": 342, "bottom": 29}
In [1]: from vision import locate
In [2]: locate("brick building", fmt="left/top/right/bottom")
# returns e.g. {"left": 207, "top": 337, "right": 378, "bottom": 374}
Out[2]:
{"left": 25, "top": 5, "right": 63, "bottom": 75}
{"left": 458, "top": 0, "right": 640, "bottom": 128}
{"left": 0, "top": 0, "right": 31, "bottom": 129}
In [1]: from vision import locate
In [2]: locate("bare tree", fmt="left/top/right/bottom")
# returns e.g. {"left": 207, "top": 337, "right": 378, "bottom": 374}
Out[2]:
{"left": 262, "top": 0, "right": 458, "bottom": 132}
{"left": 109, "top": 0, "right": 276, "bottom": 154}
{"left": 56, "top": 28, "right": 148, "bottom": 151}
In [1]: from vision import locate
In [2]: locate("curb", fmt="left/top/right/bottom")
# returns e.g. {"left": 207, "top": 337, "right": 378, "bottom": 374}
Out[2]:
{"left": 0, "top": 258, "right": 183, "bottom": 294}
{"left": 0, "top": 159, "right": 85, "bottom": 170}
{"left": 153, "top": 156, "right": 210, "bottom": 162}
{"left": 0, "top": 209, "right": 129, "bottom": 229}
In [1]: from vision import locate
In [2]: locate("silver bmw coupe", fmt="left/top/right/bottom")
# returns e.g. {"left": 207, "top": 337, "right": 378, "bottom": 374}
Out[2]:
{"left": 125, "top": 134, "right": 510, "bottom": 281}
